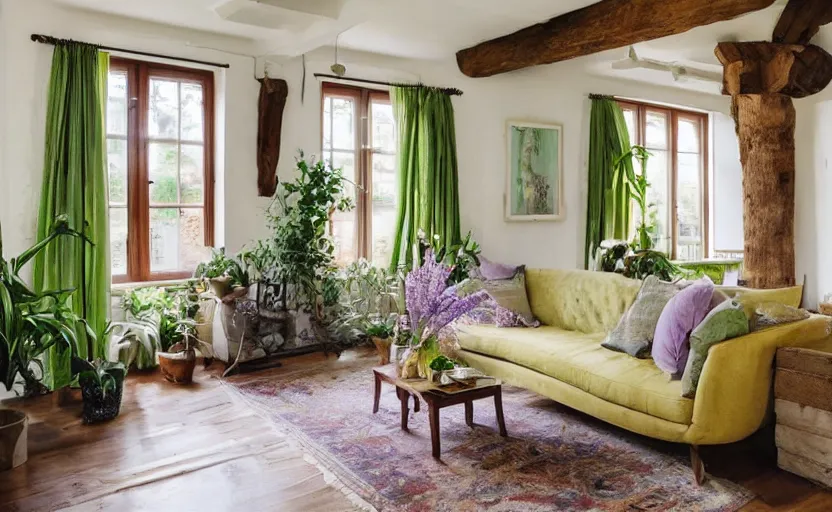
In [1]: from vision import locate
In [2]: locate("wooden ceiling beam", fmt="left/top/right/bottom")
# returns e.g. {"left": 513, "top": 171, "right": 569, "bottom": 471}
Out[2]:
{"left": 715, "top": 42, "right": 832, "bottom": 97}
{"left": 773, "top": 0, "right": 832, "bottom": 45}
{"left": 456, "top": 0, "right": 777, "bottom": 78}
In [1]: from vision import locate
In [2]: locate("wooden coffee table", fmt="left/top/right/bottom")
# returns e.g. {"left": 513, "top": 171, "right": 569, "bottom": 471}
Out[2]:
{"left": 372, "top": 366, "right": 507, "bottom": 458}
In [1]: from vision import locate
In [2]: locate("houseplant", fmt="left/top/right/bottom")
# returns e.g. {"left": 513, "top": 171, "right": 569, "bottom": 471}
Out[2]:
{"left": 71, "top": 357, "right": 127, "bottom": 424}
{"left": 157, "top": 333, "right": 213, "bottom": 384}
{"left": 0, "top": 215, "right": 91, "bottom": 470}
{"left": 194, "top": 248, "right": 250, "bottom": 299}
{"left": 400, "top": 251, "right": 489, "bottom": 378}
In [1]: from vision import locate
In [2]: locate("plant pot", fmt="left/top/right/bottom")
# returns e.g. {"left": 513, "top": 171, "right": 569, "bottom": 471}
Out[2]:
{"left": 0, "top": 410, "right": 27, "bottom": 471}
{"left": 372, "top": 337, "right": 393, "bottom": 365}
{"left": 80, "top": 382, "right": 123, "bottom": 424}
{"left": 158, "top": 350, "right": 197, "bottom": 384}
{"left": 208, "top": 276, "right": 233, "bottom": 299}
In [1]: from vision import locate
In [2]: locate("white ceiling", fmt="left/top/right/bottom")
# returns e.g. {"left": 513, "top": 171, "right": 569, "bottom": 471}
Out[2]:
{"left": 52, "top": 0, "right": 832, "bottom": 95}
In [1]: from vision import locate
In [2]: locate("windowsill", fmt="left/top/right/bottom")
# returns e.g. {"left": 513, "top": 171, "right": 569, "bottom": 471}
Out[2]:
{"left": 111, "top": 278, "right": 193, "bottom": 296}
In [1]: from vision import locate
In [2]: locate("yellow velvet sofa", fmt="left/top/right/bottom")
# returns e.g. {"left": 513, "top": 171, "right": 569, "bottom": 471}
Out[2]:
{"left": 457, "top": 269, "right": 832, "bottom": 480}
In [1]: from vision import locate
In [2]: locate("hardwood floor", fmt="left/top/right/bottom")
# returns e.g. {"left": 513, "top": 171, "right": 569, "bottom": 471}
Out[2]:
{"left": 1, "top": 349, "right": 830, "bottom": 511}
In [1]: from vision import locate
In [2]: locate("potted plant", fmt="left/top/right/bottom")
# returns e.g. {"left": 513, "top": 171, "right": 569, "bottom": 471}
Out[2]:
{"left": 427, "top": 355, "right": 456, "bottom": 383}
{"left": 0, "top": 216, "right": 91, "bottom": 470}
{"left": 194, "top": 248, "right": 249, "bottom": 299}
{"left": 71, "top": 358, "right": 127, "bottom": 424}
{"left": 400, "top": 251, "right": 489, "bottom": 378}
{"left": 157, "top": 333, "right": 214, "bottom": 384}
{"left": 366, "top": 316, "right": 396, "bottom": 364}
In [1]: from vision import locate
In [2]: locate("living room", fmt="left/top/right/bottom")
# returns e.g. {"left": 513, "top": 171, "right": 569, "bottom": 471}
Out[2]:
{"left": 1, "top": 0, "right": 832, "bottom": 510}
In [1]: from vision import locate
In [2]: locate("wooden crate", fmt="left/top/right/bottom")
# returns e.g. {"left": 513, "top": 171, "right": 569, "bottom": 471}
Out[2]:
{"left": 775, "top": 347, "right": 832, "bottom": 488}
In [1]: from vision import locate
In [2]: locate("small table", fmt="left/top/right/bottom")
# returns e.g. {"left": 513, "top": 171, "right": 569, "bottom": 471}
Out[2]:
{"left": 372, "top": 366, "right": 508, "bottom": 458}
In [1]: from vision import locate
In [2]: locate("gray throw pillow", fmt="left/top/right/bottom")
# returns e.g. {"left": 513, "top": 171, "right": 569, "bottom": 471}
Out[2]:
{"left": 602, "top": 276, "right": 678, "bottom": 358}
{"left": 479, "top": 268, "right": 539, "bottom": 327}
{"left": 681, "top": 299, "right": 749, "bottom": 398}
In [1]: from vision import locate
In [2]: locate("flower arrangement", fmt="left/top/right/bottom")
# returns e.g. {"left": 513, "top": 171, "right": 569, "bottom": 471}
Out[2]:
{"left": 400, "top": 251, "right": 488, "bottom": 378}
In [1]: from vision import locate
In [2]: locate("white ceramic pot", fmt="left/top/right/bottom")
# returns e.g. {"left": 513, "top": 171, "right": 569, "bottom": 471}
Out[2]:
{"left": 0, "top": 410, "right": 27, "bottom": 472}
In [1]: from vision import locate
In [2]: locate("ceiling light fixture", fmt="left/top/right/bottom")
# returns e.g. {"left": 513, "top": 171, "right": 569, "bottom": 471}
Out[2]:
{"left": 330, "top": 32, "right": 346, "bottom": 77}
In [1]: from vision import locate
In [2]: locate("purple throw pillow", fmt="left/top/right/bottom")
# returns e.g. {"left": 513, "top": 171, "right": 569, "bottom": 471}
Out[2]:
{"left": 475, "top": 256, "right": 521, "bottom": 281}
{"left": 652, "top": 279, "right": 715, "bottom": 378}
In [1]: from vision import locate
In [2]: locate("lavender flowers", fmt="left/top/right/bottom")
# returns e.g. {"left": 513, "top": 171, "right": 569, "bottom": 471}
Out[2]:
{"left": 405, "top": 251, "right": 489, "bottom": 347}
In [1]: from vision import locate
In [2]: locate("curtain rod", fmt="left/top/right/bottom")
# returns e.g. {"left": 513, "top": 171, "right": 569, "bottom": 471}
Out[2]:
{"left": 31, "top": 34, "right": 231, "bottom": 69}
{"left": 313, "top": 73, "right": 463, "bottom": 96}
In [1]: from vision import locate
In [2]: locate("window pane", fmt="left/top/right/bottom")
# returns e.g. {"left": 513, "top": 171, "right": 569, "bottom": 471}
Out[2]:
{"left": 372, "top": 153, "right": 397, "bottom": 266}
{"left": 107, "top": 72, "right": 128, "bottom": 136}
{"left": 150, "top": 208, "right": 179, "bottom": 272}
{"left": 149, "top": 79, "right": 179, "bottom": 139}
{"left": 179, "top": 208, "right": 209, "bottom": 270}
{"left": 110, "top": 207, "right": 128, "bottom": 275}
{"left": 331, "top": 152, "right": 356, "bottom": 264}
{"left": 181, "top": 83, "right": 204, "bottom": 142}
{"left": 622, "top": 109, "right": 636, "bottom": 143}
{"left": 332, "top": 97, "right": 355, "bottom": 150}
{"left": 107, "top": 139, "right": 127, "bottom": 204}
{"left": 678, "top": 117, "right": 701, "bottom": 153}
{"left": 323, "top": 96, "right": 332, "bottom": 150}
{"left": 645, "top": 149, "right": 670, "bottom": 254}
{"left": 372, "top": 102, "right": 395, "bottom": 153}
{"left": 677, "top": 153, "right": 703, "bottom": 261}
{"left": 149, "top": 143, "right": 179, "bottom": 204}
{"left": 645, "top": 111, "right": 668, "bottom": 149}
{"left": 180, "top": 145, "right": 204, "bottom": 204}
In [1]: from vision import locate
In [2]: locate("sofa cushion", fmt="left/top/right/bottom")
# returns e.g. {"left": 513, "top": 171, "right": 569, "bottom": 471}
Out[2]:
{"left": 525, "top": 269, "right": 642, "bottom": 334}
{"left": 602, "top": 276, "right": 678, "bottom": 358}
{"left": 457, "top": 325, "right": 693, "bottom": 424}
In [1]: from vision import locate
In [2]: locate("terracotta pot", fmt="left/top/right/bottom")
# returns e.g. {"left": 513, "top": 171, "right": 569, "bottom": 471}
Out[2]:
{"left": 0, "top": 410, "right": 27, "bottom": 472}
{"left": 372, "top": 337, "right": 392, "bottom": 365}
{"left": 158, "top": 350, "right": 197, "bottom": 384}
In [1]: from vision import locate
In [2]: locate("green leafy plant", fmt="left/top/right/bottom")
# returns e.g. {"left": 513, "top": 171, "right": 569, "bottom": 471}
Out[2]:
{"left": 194, "top": 248, "right": 250, "bottom": 288}
{"left": 0, "top": 215, "right": 94, "bottom": 396}
{"left": 623, "top": 250, "right": 681, "bottom": 282}
{"left": 429, "top": 355, "right": 456, "bottom": 372}
{"left": 615, "top": 145, "right": 655, "bottom": 251}
{"left": 413, "top": 230, "right": 481, "bottom": 285}
{"left": 265, "top": 151, "right": 354, "bottom": 312}
{"left": 121, "top": 286, "right": 199, "bottom": 352}
{"left": 330, "top": 259, "right": 398, "bottom": 342}
{"left": 71, "top": 357, "right": 126, "bottom": 399}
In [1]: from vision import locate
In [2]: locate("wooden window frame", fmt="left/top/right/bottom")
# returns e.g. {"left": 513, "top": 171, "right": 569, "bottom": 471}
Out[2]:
{"left": 109, "top": 57, "right": 215, "bottom": 284}
{"left": 321, "top": 82, "right": 391, "bottom": 262}
{"left": 618, "top": 100, "right": 709, "bottom": 260}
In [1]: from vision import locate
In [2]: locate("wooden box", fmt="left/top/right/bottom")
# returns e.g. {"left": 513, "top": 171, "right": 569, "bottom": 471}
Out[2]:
{"left": 774, "top": 347, "right": 832, "bottom": 488}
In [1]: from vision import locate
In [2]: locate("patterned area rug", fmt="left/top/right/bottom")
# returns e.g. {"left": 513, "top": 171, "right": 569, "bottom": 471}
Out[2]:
{"left": 224, "top": 353, "right": 753, "bottom": 512}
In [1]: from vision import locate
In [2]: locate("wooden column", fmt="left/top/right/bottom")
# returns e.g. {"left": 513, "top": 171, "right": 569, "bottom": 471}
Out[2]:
{"left": 735, "top": 94, "right": 796, "bottom": 288}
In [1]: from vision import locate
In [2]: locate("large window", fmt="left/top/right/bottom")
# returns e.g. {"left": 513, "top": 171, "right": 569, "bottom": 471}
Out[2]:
{"left": 321, "top": 83, "right": 397, "bottom": 265}
{"left": 618, "top": 101, "right": 709, "bottom": 261}
{"left": 107, "top": 58, "right": 215, "bottom": 283}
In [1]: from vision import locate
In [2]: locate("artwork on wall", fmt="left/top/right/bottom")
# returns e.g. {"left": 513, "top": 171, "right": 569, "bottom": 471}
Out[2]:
{"left": 505, "top": 120, "right": 564, "bottom": 221}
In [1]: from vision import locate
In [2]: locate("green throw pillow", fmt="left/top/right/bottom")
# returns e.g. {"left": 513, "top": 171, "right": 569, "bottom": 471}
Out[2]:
{"left": 602, "top": 276, "right": 678, "bottom": 358}
{"left": 681, "top": 299, "right": 749, "bottom": 398}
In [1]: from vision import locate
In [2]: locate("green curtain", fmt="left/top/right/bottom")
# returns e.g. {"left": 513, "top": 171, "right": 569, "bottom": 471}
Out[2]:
{"left": 33, "top": 44, "right": 111, "bottom": 389}
{"left": 389, "top": 87, "right": 461, "bottom": 271}
{"left": 585, "top": 96, "right": 634, "bottom": 269}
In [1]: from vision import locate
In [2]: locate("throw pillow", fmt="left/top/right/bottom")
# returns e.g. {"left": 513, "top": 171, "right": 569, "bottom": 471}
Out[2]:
{"left": 471, "top": 256, "right": 521, "bottom": 281}
{"left": 652, "top": 278, "right": 715, "bottom": 378}
{"left": 480, "top": 268, "right": 539, "bottom": 327}
{"left": 754, "top": 302, "right": 810, "bottom": 329}
{"left": 602, "top": 276, "right": 679, "bottom": 358}
{"left": 681, "top": 299, "right": 749, "bottom": 398}
{"left": 719, "top": 285, "right": 803, "bottom": 318}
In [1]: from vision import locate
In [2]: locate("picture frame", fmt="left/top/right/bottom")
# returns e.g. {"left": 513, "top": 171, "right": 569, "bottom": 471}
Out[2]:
{"left": 505, "top": 120, "right": 564, "bottom": 222}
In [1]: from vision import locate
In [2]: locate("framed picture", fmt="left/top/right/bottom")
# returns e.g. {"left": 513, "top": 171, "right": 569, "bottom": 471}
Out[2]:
{"left": 505, "top": 120, "right": 564, "bottom": 221}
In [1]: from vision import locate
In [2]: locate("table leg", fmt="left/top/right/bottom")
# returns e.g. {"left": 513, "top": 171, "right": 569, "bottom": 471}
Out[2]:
{"left": 373, "top": 372, "right": 381, "bottom": 414}
{"left": 398, "top": 389, "right": 410, "bottom": 432}
{"left": 494, "top": 387, "right": 507, "bottom": 437}
{"left": 413, "top": 394, "right": 420, "bottom": 413}
{"left": 429, "top": 403, "right": 441, "bottom": 458}
{"left": 465, "top": 401, "right": 474, "bottom": 428}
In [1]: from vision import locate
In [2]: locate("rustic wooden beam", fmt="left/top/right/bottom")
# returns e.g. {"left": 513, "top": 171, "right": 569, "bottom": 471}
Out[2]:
{"left": 715, "top": 42, "right": 832, "bottom": 97}
{"left": 735, "top": 94, "right": 796, "bottom": 289}
{"left": 456, "top": 0, "right": 777, "bottom": 78}
{"left": 773, "top": 0, "right": 832, "bottom": 45}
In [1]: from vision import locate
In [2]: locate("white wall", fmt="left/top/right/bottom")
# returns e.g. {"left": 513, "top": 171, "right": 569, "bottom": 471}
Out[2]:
{"left": 0, "top": 0, "right": 263, "bottom": 267}
{"left": 712, "top": 112, "right": 743, "bottom": 252}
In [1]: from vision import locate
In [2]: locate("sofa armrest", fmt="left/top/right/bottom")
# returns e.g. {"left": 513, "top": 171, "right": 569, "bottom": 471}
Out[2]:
{"left": 688, "top": 315, "right": 832, "bottom": 444}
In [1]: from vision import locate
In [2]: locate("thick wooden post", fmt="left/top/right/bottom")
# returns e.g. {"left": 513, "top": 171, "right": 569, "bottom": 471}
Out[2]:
{"left": 735, "top": 94, "right": 796, "bottom": 288}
